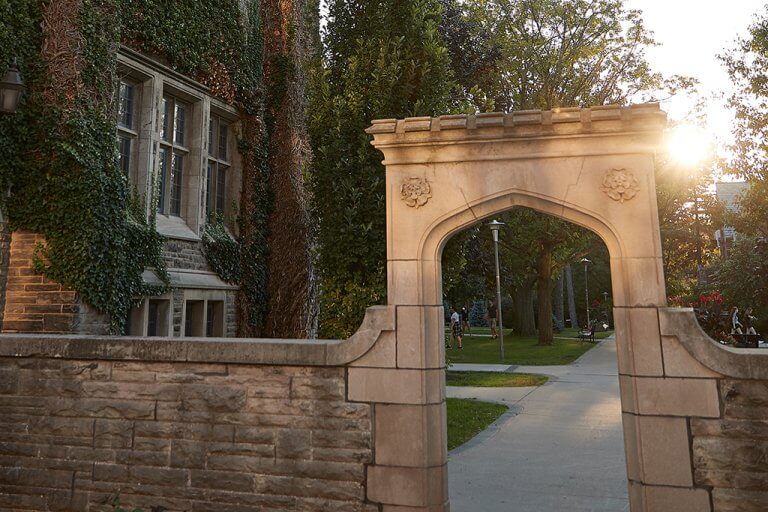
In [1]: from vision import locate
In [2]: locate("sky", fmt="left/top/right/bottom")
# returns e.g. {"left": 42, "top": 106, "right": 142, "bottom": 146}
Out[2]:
{"left": 625, "top": 0, "right": 766, "bottom": 145}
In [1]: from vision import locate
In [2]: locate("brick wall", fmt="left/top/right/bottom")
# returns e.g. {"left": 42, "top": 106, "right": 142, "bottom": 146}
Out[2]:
{"left": 0, "top": 357, "right": 376, "bottom": 512}
{"left": 0, "top": 231, "right": 110, "bottom": 335}
{"left": 692, "top": 379, "right": 768, "bottom": 512}
{"left": 1, "top": 231, "right": 79, "bottom": 334}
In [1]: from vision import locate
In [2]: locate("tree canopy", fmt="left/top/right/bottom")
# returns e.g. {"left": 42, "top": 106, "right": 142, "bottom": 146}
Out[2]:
{"left": 456, "top": 0, "right": 686, "bottom": 112}
{"left": 310, "top": 0, "right": 458, "bottom": 337}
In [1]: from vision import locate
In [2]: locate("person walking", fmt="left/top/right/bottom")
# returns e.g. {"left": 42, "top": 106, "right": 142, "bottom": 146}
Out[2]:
{"left": 461, "top": 305, "right": 471, "bottom": 334}
{"left": 744, "top": 307, "right": 758, "bottom": 335}
{"left": 449, "top": 307, "right": 463, "bottom": 349}
{"left": 731, "top": 306, "right": 744, "bottom": 335}
{"left": 487, "top": 300, "right": 498, "bottom": 339}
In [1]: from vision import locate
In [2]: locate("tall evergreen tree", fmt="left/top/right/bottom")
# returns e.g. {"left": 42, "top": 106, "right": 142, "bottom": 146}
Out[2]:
{"left": 310, "top": 0, "right": 457, "bottom": 337}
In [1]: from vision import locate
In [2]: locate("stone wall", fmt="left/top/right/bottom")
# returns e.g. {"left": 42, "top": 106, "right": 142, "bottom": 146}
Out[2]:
{"left": 162, "top": 239, "right": 208, "bottom": 272}
{"left": 0, "top": 357, "right": 375, "bottom": 512}
{"left": 0, "top": 306, "right": 394, "bottom": 511}
{"left": 0, "top": 231, "right": 237, "bottom": 337}
{"left": 692, "top": 379, "right": 768, "bottom": 512}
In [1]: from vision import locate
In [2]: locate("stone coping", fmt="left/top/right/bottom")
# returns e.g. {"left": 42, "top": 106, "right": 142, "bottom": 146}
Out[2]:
{"left": 0, "top": 305, "right": 395, "bottom": 366}
{"left": 659, "top": 307, "right": 768, "bottom": 380}
{"left": 367, "top": 103, "right": 666, "bottom": 138}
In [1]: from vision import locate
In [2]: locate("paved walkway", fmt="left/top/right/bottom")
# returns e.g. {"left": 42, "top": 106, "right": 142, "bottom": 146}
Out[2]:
{"left": 447, "top": 337, "right": 629, "bottom": 511}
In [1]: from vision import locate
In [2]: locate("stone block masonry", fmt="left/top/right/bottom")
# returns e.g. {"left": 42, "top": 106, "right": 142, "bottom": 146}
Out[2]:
{"left": 162, "top": 239, "right": 209, "bottom": 272}
{"left": 692, "top": 380, "right": 768, "bottom": 512}
{"left": 0, "top": 357, "right": 377, "bottom": 512}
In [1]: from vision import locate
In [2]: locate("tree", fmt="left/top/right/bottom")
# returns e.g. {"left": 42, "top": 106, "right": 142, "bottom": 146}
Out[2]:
{"left": 720, "top": 5, "right": 768, "bottom": 241}
{"left": 461, "top": 0, "right": 684, "bottom": 112}
{"left": 310, "top": 0, "right": 457, "bottom": 338}
{"left": 259, "top": 0, "right": 319, "bottom": 338}
{"left": 439, "top": 0, "right": 684, "bottom": 344}
{"left": 439, "top": 0, "right": 500, "bottom": 111}
{"left": 721, "top": 5, "right": 768, "bottom": 184}
{"left": 714, "top": 6, "right": 768, "bottom": 332}
{"left": 655, "top": 153, "right": 719, "bottom": 302}
{"left": 565, "top": 264, "right": 579, "bottom": 328}
{"left": 445, "top": 208, "right": 598, "bottom": 342}
{"left": 709, "top": 236, "right": 768, "bottom": 334}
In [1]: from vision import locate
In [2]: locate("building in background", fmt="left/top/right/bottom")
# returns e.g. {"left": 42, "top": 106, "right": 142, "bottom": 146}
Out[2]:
{"left": 714, "top": 181, "right": 750, "bottom": 258}
{"left": 0, "top": 0, "right": 317, "bottom": 339}
{"left": 0, "top": 46, "right": 241, "bottom": 337}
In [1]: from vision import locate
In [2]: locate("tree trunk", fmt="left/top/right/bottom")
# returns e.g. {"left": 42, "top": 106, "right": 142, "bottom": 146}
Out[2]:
{"left": 513, "top": 286, "right": 536, "bottom": 336}
{"left": 537, "top": 245, "right": 554, "bottom": 346}
{"left": 260, "top": 0, "right": 319, "bottom": 338}
{"left": 566, "top": 264, "right": 579, "bottom": 329}
{"left": 554, "top": 271, "right": 564, "bottom": 330}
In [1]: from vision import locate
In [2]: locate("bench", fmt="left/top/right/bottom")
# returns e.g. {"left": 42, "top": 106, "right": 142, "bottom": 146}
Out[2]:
{"left": 577, "top": 325, "right": 596, "bottom": 343}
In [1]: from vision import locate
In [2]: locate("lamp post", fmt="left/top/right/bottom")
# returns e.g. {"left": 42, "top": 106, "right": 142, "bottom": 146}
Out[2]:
{"left": 580, "top": 257, "right": 591, "bottom": 328}
{"left": 0, "top": 60, "right": 25, "bottom": 114}
{"left": 489, "top": 220, "right": 505, "bottom": 360}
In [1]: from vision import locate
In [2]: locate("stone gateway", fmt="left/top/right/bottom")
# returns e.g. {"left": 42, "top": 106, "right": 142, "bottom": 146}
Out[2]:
{"left": 1, "top": 104, "right": 767, "bottom": 511}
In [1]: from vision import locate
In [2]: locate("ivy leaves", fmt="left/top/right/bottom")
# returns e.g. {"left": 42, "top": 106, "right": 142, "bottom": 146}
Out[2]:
{"left": 202, "top": 214, "right": 241, "bottom": 284}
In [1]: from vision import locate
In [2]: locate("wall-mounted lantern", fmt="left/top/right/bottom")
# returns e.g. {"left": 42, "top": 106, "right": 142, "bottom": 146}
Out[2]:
{"left": 0, "top": 61, "right": 25, "bottom": 114}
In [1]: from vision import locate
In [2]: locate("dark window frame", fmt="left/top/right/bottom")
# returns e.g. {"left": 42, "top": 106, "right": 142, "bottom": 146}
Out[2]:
{"left": 206, "top": 114, "right": 230, "bottom": 217}
{"left": 158, "top": 94, "right": 189, "bottom": 217}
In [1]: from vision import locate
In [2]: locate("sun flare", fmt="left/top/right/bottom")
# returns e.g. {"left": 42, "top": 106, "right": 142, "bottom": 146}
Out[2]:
{"left": 666, "top": 125, "right": 711, "bottom": 167}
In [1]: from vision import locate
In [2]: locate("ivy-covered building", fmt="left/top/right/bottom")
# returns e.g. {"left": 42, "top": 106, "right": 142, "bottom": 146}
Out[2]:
{"left": 0, "top": 0, "right": 316, "bottom": 338}
{"left": 117, "top": 46, "right": 247, "bottom": 337}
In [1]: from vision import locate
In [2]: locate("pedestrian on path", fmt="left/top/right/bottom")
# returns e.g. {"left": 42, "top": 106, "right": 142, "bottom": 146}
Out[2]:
{"left": 487, "top": 300, "right": 498, "bottom": 339}
{"left": 461, "top": 305, "right": 471, "bottom": 334}
{"left": 744, "top": 307, "right": 757, "bottom": 335}
{"left": 449, "top": 307, "right": 463, "bottom": 349}
{"left": 731, "top": 306, "right": 744, "bottom": 334}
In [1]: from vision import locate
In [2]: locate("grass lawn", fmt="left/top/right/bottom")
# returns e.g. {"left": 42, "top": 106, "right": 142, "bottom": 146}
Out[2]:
{"left": 446, "top": 371, "right": 548, "bottom": 387}
{"left": 446, "top": 398, "right": 508, "bottom": 450}
{"left": 446, "top": 327, "right": 613, "bottom": 366}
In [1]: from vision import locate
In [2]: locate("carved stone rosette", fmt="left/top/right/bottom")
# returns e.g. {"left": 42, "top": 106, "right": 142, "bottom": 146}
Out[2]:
{"left": 400, "top": 176, "right": 432, "bottom": 208}
{"left": 601, "top": 168, "right": 640, "bottom": 203}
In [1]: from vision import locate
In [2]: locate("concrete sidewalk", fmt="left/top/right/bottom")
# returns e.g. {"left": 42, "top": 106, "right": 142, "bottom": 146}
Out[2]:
{"left": 447, "top": 337, "right": 629, "bottom": 511}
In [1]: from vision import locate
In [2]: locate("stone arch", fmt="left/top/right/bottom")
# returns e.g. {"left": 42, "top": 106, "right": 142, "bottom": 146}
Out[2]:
{"left": 420, "top": 190, "right": 625, "bottom": 301}
{"left": 348, "top": 105, "right": 768, "bottom": 512}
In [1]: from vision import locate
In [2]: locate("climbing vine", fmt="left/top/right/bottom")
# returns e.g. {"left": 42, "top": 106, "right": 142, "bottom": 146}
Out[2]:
{"left": 0, "top": 0, "right": 270, "bottom": 333}
{"left": 202, "top": 213, "right": 241, "bottom": 284}
{"left": 119, "top": 0, "right": 272, "bottom": 333}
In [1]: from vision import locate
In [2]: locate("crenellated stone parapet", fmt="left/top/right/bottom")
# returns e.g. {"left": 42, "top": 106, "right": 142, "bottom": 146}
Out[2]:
{"left": 367, "top": 103, "right": 666, "bottom": 137}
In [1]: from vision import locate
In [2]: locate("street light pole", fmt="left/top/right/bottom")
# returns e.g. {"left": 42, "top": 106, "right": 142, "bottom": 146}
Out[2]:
{"left": 581, "top": 258, "right": 591, "bottom": 328}
{"left": 489, "top": 220, "right": 505, "bottom": 361}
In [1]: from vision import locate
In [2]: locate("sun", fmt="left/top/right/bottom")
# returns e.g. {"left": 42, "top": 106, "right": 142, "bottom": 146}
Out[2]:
{"left": 666, "top": 124, "right": 711, "bottom": 167}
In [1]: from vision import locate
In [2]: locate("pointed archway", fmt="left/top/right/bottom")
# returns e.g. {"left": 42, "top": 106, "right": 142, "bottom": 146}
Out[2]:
{"left": 348, "top": 105, "right": 740, "bottom": 511}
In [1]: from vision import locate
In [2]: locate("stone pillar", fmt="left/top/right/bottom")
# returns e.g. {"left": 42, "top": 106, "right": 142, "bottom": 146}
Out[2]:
{"left": 615, "top": 304, "right": 720, "bottom": 511}
{"left": 348, "top": 305, "right": 449, "bottom": 511}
